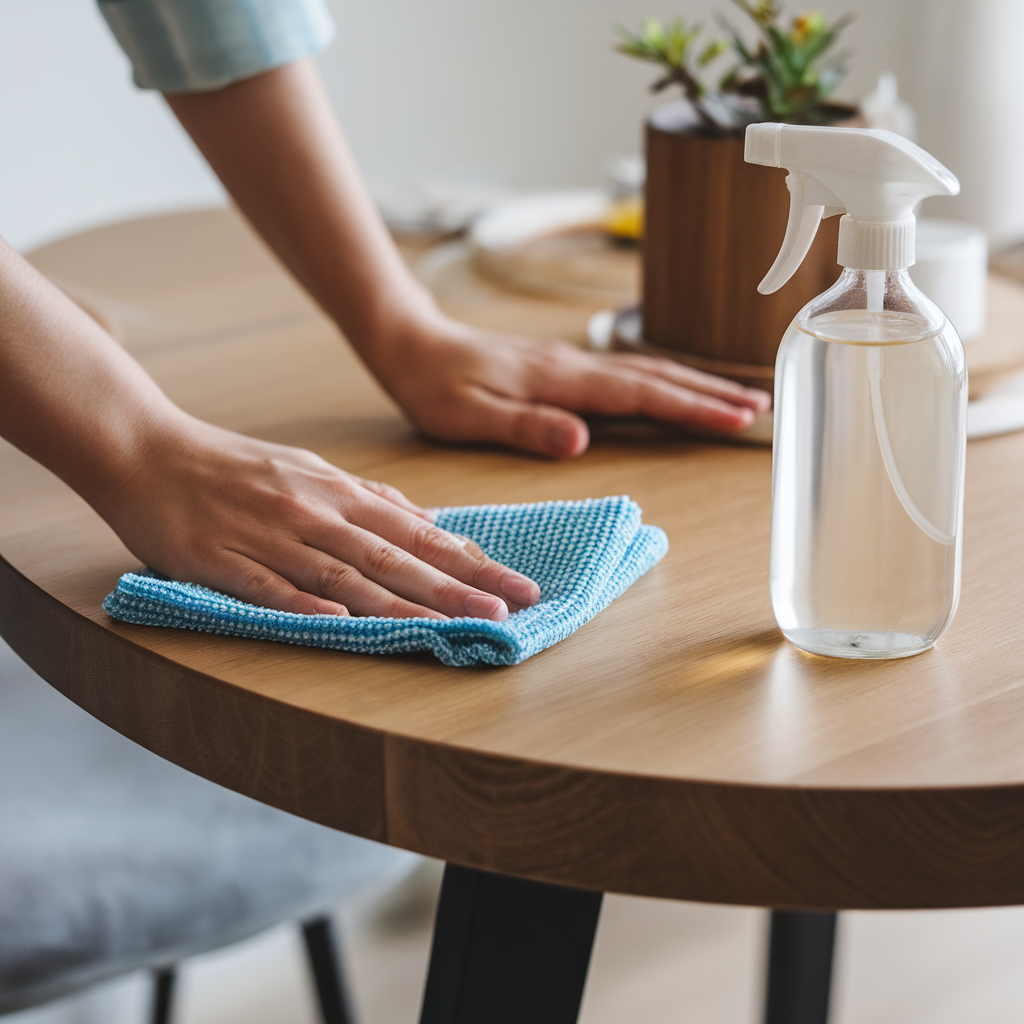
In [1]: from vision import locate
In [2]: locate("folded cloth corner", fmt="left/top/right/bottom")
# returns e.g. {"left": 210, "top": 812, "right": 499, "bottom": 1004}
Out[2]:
{"left": 102, "top": 496, "right": 668, "bottom": 667}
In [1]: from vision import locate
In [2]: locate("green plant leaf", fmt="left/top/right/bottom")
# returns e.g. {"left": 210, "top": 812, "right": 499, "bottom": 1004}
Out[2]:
{"left": 765, "top": 24, "right": 801, "bottom": 72}
{"left": 615, "top": 5, "right": 853, "bottom": 127}
{"left": 717, "top": 15, "right": 754, "bottom": 63}
{"left": 641, "top": 17, "right": 667, "bottom": 48}
{"left": 698, "top": 39, "right": 728, "bottom": 66}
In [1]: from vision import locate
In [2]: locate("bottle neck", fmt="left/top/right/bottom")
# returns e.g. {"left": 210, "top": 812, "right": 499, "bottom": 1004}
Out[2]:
{"left": 833, "top": 267, "right": 924, "bottom": 309}
{"left": 833, "top": 268, "right": 935, "bottom": 315}
{"left": 796, "top": 268, "right": 947, "bottom": 341}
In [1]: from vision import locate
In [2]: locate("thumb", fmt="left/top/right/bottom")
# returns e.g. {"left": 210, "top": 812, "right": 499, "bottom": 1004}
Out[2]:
{"left": 463, "top": 390, "right": 590, "bottom": 457}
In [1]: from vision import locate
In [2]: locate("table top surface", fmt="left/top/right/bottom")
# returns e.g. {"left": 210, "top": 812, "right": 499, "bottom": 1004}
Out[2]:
{"left": 4, "top": 208, "right": 1024, "bottom": 911}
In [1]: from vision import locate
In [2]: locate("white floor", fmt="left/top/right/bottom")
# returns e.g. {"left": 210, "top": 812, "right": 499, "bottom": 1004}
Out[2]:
{"left": 11, "top": 858, "right": 1024, "bottom": 1024}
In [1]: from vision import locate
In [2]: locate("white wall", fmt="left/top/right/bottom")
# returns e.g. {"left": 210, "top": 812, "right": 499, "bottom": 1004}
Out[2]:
{"left": 0, "top": 0, "right": 1020, "bottom": 251}
{"left": 319, "top": 0, "right": 885, "bottom": 189}
{"left": 893, "top": 0, "right": 1024, "bottom": 246}
{"left": 0, "top": 0, "right": 224, "bottom": 252}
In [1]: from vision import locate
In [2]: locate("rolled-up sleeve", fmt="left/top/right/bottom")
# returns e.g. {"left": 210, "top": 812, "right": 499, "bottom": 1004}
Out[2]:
{"left": 97, "top": 0, "right": 336, "bottom": 92}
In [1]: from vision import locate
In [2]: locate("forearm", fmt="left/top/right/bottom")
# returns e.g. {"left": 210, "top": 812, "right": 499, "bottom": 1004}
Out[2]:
{"left": 0, "top": 240, "right": 184, "bottom": 512}
{"left": 0, "top": 237, "right": 532, "bottom": 620}
{"left": 166, "top": 58, "right": 771, "bottom": 457}
{"left": 165, "top": 60, "right": 434, "bottom": 377}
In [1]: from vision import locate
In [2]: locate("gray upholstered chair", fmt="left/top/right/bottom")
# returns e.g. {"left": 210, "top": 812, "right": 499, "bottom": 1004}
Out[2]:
{"left": 0, "top": 638, "right": 417, "bottom": 1023}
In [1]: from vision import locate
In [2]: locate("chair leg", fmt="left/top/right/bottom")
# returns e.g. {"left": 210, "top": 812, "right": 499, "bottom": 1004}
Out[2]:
{"left": 150, "top": 966, "right": 176, "bottom": 1024}
{"left": 302, "top": 915, "right": 357, "bottom": 1024}
{"left": 764, "top": 910, "right": 838, "bottom": 1024}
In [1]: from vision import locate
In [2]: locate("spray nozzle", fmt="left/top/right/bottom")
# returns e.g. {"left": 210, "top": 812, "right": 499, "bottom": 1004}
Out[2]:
{"left": 744, "top": 123, "right": 959, "bottom": 294}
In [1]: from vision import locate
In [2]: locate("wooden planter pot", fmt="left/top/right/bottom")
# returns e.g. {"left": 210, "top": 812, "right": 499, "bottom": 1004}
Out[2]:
{"left": 630, "top": 103, "right": 844, "bottom": 387}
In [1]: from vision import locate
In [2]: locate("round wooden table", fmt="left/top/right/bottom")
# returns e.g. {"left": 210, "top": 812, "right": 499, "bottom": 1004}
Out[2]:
{"left": 5, "top": 209, "right": 1024, "bottom": 1023}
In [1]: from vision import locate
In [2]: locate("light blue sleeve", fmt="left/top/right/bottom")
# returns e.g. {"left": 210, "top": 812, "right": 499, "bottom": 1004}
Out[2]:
{"left": 97, "top": 0, "right": 336, "bottom": 92}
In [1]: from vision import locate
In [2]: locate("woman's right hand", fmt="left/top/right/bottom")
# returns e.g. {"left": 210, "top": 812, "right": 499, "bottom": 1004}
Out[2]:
{"left": 1, "top": 241, "right": 537, "bottom": 623}
{"left": 101, "top": 416, "right": 540, "bottom": 620}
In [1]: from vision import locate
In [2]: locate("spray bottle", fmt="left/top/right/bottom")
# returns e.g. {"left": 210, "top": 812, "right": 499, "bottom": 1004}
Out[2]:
{"left": 745, "top": 124, "right": 967, "bottom": 659}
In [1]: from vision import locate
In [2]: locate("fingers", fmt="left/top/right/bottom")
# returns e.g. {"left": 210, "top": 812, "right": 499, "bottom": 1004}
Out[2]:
{"left": 527, "top": 351, "right": 764, "bottom": 433}
{"left": 606, "top": 354, "right": 772, "bottom": 411}
{"left": 303, "top": 531, "right": 515, "bottom": 619}
{"left": 188, "top": 528, "right": 520, "bottom": 622}
{"left": 451, "top": 386, "right": 591, "bottom": 458}
{"left": 609, "top": 373, "right": 759, "bottom": 432}
{"left": 336, "top": 493, "right": 542, "bottom": 609}
{"left": 168, "top": 466, "right": 535, "bottom": 622}
{"left": 304, "top": 488, "right": 540, "bottom": 614}
{"left": 236, "top": 531, "right": 505, "bottom": 621}
{"left": 222, "top": 531, "right": 509, "bottom": 621}
{"left": 351, "top": 475, "right": 436, "bottom": 522}
{"left": 286, "top": 544, "right": 453, "bottom": 620}
{"left": 121, "top": 422, "right": 535, "bottom": 623}
{"left": 199, "top": 550, "right": 351, "bottom": 616}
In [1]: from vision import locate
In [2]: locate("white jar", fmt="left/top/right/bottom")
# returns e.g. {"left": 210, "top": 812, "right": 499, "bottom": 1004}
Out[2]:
{"left": 909, "top": 218, "right": 988, "bottom": 341}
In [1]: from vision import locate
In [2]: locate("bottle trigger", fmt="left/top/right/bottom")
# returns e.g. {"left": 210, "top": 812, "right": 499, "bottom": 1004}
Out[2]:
{"left": 757, "top": 172, "right": 826, "bottom": 295}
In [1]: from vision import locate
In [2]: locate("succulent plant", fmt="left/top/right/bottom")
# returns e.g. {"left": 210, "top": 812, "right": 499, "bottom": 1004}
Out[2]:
{"left": 615, "top": 17, "right": 733, "bottom": 132}
{"left": 616, "top": 3, "right": 854, "bottom": 132}
{"left": 721, "top": 2, "right": 854, "bottom": 122}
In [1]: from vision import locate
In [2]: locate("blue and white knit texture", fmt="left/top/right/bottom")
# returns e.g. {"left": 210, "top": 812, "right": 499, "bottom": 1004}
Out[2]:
{"left": 102, "top": 496, "right": 668, "bottom": 667}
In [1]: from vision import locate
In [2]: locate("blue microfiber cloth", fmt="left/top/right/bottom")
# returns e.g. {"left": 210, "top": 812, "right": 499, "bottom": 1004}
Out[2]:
{"left": 102, "top": 495, "right": 668, "bottom": 667}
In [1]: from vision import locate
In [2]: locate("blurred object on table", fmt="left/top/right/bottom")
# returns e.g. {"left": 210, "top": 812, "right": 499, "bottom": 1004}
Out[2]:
{"left": 990, "top": 238, "right": 1024, "bottom": 289}
{"left": 604, "top": 154, "right": 645, "bottom": 245}
{"left": 958, "top": 275, "right": 1024, "bottom": 400}
{"left": 411, "top": 238, "right": 604, "bottom": 348}
{"left": 373, "top": 179, "right": 513, "bottom": 237}
{"left": 911, "top": 218, "right": 988, "bottom": 341}
{"left": 860, "top": 72, "right": 918, "bottom": 139}
{"left": 469, "top": 190, "right": 639, "bottom": 306}
{"left": 967, "top": 369, "right": 1024, "bottom": 440}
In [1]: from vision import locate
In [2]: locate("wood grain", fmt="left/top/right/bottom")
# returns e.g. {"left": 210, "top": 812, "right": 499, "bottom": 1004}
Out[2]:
{"left": 5, "top": 208, "right": 1024, "bottom": 910}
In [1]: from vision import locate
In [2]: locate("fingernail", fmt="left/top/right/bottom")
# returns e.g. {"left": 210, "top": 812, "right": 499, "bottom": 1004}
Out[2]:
{"left": 423, "top": 507, "right": 439, "bottom": 523}
{"left": 464, "top": 593, "right": 508, "bottom": 621}
{"left": 546, "top": 421, "right": 579, "bottom": 454}
{"left": 500, "top": 573, "right": 540, "bottom": 607}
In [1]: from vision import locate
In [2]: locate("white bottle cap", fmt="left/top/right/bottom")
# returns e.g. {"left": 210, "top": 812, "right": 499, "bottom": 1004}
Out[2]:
{"left": 837, "top": 215, "right": 916, "bottom": 270}
{"left": 744, "top": 124, "right": 959, "bottom": 293}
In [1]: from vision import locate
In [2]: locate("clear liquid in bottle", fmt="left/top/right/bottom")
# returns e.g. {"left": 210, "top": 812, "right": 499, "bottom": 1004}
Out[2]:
{"left": 770, "top": 269, "right": 967, "bottom": 659}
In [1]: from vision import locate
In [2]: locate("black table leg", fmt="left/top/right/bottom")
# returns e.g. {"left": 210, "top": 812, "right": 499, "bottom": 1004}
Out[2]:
{"left": 420, "top": 863, "right": 603, "bottom": 1024}
{"left": 764, "top": 910, "right": 838, "bottom": 1024}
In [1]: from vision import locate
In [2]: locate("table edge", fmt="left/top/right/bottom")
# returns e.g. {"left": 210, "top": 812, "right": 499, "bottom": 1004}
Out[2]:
{"left": 4, "top": 551, "right": 1024, "bottom": 910}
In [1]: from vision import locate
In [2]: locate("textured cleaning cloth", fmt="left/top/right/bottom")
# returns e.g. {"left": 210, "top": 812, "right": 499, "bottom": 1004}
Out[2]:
{"left": 102, "top": 496, "right": 668, "bottom": 667}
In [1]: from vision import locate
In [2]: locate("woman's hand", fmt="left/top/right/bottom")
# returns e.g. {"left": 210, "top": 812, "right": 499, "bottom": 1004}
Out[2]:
{"left": 166, "top": 63, "right": 771, "bottom": 460}
{"left": 369, "top": 316, "right": 772, "bottom": 459}
{"left": 101, "top": 417, "right": 540, "bottom": 620}
{"left": 1, "top": 243, "right": 536, "bottom": 623}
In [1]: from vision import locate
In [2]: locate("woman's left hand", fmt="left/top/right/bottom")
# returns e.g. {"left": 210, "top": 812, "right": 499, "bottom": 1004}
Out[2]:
{"left": 370, "top": 316, "right": 772, "bottom": 458}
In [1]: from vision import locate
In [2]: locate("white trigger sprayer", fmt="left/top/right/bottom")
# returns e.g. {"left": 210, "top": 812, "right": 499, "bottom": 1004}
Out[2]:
{"left": 744, "top": 124, "right": 968, "bottom": 660}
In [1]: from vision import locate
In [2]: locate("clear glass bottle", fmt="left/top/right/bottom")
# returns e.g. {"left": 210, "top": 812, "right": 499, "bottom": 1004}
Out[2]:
{"left": 770, "top": 267, "right": 967, "bottom": 659}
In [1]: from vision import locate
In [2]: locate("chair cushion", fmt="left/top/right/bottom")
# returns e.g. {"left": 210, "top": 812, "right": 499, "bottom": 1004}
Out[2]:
{"left": 0, "top": 639, "right": 417, "bottom": 1014}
